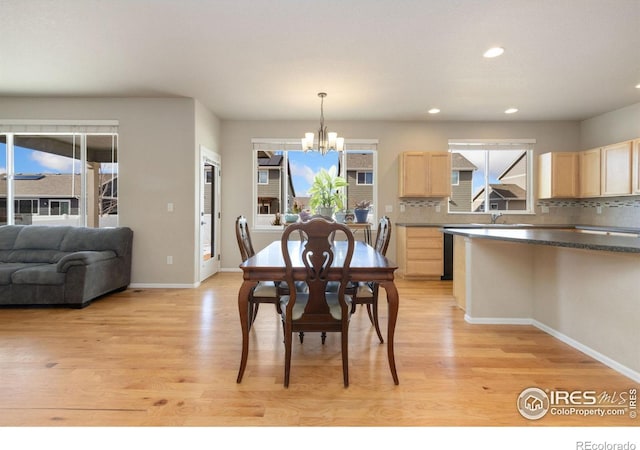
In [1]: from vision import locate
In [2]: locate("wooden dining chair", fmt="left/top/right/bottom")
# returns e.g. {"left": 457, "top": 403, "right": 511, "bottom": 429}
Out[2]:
{"left": 351, "top": 216, "right": 392, "bottom": 343}
{"left": 279, "top": 216, "right": 355, "bottom": 387}
{"left": 235, "top": 215, "right": 280, "bottom": 329}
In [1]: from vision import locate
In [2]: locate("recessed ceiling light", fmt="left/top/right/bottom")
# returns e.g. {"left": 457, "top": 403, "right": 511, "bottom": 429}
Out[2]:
{"left": 483, "top": 47, "right": 504, "bottom": 58}
{"left": 636, "top": 83, "right": 640, "bottom": 89}
{"left": 428, "top": 108, "right": 440, "bottom": 114}
{"left": 505, "top": 108, "right": 518, "bottom": 114}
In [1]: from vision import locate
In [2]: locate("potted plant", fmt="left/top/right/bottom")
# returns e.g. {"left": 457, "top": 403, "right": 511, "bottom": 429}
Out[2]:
{"left": 354, "top": 200, "right": 371, "bottom": 223}
{"left": 284, "top": 200, "right": 303, "bottom": 223}
{"left": 308, "top": 167, "right": 348, "bottom": 218}
{"left": 334, "top": 193, "right": 347, "bottom": 223}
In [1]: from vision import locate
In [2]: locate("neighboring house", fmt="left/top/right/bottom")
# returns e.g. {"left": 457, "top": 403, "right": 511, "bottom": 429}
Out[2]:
{"left": 449, "top": 153, "right": 477, "bottom": 212}
{"left": 0, "top": 173, "right": 117, "bottom": 224}
{"left": 256, "top": 152, "right": 296, "bottom": 215}
{"left": 472, "top": 183, "right": 527, "bottom": 211}
{"left": 471, "top": 151, "right": 528, "bottom": 212}
{"left": 345, "top": 152, "right": 374, "bottom": 210}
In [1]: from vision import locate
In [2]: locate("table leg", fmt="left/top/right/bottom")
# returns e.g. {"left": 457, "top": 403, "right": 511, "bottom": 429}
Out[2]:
{"left": 365, "top": 226, "right": 372, "bottom": 246}
{"left": 237, "top": 280, "right": 257, "bottom": 383}
{"left": 380, "top": 280, "right": 399, "bottom": 385}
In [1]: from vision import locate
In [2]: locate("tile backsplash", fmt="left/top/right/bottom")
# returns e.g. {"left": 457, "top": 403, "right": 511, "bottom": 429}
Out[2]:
{"left": 396, "top": 196, "right": 640, "bottom": 228}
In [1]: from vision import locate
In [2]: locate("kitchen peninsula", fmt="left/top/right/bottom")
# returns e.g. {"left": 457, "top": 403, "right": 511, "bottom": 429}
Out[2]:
{"left": 443, "top": 226, "right": 640, "bottom": 382}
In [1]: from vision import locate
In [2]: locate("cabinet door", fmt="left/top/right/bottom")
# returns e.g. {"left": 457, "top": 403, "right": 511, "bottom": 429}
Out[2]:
{"left": 428, "top": 152, "right": 452, "bottom": 197}
{"left": 399, "top": 152, "right": 428, "bottom": 197}
{"left": 579, "top": 148, "right": 601, "bottom": 198}
{"left": 552, "top": 153, "right": 578, "bottom": 197}
{"left": 601, "top": 141, "right": 632, "bottom": 196}
{"left": 538, "top": 152, "right": 578, "bottom": 198}
{"left": 633, "top": 139, "right": 640, "bottom": 195}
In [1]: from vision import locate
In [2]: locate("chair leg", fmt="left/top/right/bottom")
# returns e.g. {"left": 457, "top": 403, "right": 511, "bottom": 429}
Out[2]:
{"left": 321, "top": 332, "right": 327, "bottom": 344}
{"left": 284, "top": 325, "right": 292, "bottom": 388}
{"left": 371, "top": 297, "right": 384, "bottom": 344}
{"left": 298, "top": 331, "right": 304, "bottom": 343}
{"left": 341, "top": 327, "right": 349, "bottom": 387}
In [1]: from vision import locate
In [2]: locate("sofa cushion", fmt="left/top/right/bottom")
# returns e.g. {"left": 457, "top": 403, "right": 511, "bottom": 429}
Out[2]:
{"left": 0, "top": 263, "right": 47, "bottom": 285}
{"left": 0, "top": 226, "right": 23, "bottom": 250}
{"left": 11, "top": 264, "right": 66, "bottom": 286}
{"left": 60, "top": 227, "right": 132, "bottom": 257}
{"left": 13, "top": 226, "right": 71, "bottom": 251}
{"left": 7, "top": 249, "right": 68, "bottom": 264}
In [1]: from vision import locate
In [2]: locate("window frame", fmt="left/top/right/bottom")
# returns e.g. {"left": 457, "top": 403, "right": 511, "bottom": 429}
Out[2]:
{"left": 257, "top": 169, "right": 269, "bottom": 185}
{"left": 356, "top": 170, "right": 373, "bottom": 185}
{"left": 251, "top": 139, "right": 378, "bottom": 230}
{"left": 0, "top": 125, "right": 119, "bottom": 227}
{"left": 447, "top": 139, "right": 535, "bottom": 215}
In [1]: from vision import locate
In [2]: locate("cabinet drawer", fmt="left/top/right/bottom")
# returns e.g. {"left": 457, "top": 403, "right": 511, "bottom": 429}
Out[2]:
{"left": 407, "top": 227, "right": 441, "bottom": 238}
{"left": 407, "top": 238, "right": 442, "bottom": 249}
{"left": 406, "top": 260, "right": 443, "bottom": 276}
{"left": 407, "top": 248, "right": 443, "bottom": 260}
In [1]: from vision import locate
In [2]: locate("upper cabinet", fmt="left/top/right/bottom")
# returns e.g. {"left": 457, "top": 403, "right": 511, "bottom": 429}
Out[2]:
{"left": 538, "top": 152, "right": 578, "bottom": 199}
{"left": 579, "top": 148, "right": 601, "bottom": 198}
{"left": 399, "top": 151, "right": 451, "bottom": 197}
{"left": 600, "top": 140, "right": 632, "bottom": 196}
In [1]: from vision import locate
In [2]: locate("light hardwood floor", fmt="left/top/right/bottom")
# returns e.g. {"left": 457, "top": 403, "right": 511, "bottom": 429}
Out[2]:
{"left": 0, "top": 272, "right": 636, "bottom": 427}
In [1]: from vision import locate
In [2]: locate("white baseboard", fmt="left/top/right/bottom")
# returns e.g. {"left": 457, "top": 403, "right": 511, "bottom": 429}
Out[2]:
{"left": 128, "top": 283, "right": 199, "bottom": 289}
{"left": 464, "top": 314, "right": 640, "bottom": 383}
{"left": 531, "top": 319, "right": 640, "bottom": 384}
{"left": 220, "top": 268, "right": 242, "bottom": 272}
{"left": 464, "top": 315, "right": 533, "bottom": 325}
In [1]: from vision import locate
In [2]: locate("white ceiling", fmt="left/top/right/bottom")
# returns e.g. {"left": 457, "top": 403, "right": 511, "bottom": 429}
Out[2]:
{"left": 2, "top": 0, "right": 639, "bottom": 122}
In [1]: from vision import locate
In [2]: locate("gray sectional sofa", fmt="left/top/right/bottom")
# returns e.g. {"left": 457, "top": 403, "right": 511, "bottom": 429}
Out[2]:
{"left": 0, "top": 225, "right": 133, "bottom": 308}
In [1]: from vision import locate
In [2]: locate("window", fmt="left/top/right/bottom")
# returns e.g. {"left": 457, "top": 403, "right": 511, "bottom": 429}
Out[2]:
{"left": 356, "top": 171, "right": 373, "bottom": 185}
{"left": 257, "top": 170, "right": 268, "bottom": 184}
{"left": 448, "top": 140, "right": 534, "bottom": 214}
{"left": 252, "top": 139, "right": 377, "bottom": 228}
{"left": 0, "top": 122, "right": 118, "bottom": 227}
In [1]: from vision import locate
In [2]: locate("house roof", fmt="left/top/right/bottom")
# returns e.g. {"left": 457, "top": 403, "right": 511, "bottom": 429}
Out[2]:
{"left": 473, "top": 183, "right": 526, "bottom": 201}
{"left": 451, "top": 153, "right": 477, "bottom": 171}
{"left": 257, "top": 155, "right": 283, "bottom": 167}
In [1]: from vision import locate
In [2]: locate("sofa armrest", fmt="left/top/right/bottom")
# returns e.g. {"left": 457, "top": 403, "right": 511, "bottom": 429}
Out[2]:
{"left": 56, "top": 250, "right": 117, "bottom": 272}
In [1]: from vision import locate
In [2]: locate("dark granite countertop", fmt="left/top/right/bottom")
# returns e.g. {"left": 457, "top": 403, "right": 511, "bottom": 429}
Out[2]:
{"left": 396, "top": 223, "right": 640, "bottom": 234}
{"left": 442, "top": 227, "right": 640, "bottom": 254}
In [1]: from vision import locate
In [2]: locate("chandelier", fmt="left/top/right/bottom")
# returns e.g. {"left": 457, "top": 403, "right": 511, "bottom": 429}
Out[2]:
{"left": 301, "top": 92, "right": 344, "bottom": 156}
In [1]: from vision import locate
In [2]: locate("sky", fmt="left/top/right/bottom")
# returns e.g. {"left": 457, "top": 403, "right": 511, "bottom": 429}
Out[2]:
{"left": 286, "top": 151, "right": 339, "bottom": 197}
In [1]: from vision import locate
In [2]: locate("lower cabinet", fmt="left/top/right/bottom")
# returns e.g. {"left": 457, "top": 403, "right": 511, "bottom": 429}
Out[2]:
{"left": 397, "top": 226, "right": 443, "bottom": 279}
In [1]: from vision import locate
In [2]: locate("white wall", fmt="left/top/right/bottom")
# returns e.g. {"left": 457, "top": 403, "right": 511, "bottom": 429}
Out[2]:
{"left": 580, "top": 102, "right": 640, "bottom": 149}
{"left": 0, "top": 97, "right": 221, "bottom": 286}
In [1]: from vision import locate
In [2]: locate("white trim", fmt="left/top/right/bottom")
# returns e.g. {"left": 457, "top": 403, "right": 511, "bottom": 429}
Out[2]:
{"left": 532, "top": 319, "right": 640, "bottom": 383}
{"left": 220, "top": 267, "right": 243, "bottom": 273}
{"left": 128, "top": 283, "right": 200, "bottom": 289}
{"left": 252, "top": 138, "right": 379, "bottom": 145}
{"left": 448, "top": 138, "right": 536, "bottom": 145}
{"left": 464, "top": 315, "right": 533, "bottom": 325}
{"left": 463, "top": 314, "right": 640, "bottom": 383}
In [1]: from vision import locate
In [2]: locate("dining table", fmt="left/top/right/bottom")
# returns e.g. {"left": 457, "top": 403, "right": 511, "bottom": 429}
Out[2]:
{"left": 237, "top": 239, "right": 400, "bottom": 385}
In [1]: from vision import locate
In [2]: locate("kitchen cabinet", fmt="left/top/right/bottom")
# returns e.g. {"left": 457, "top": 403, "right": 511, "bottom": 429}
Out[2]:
{"left": 538, "top": 152, "right": 578, "bottom": 199}
{"left": 398, "top": 151, "right": 451, "bottom": 197}
{"left": 579, "top": 148, "right": 601, "bottom": 198}
{"left": 632, "top": 139, "right": 640, "bottom": 195}
{"left": 397, "top": 226, "right": 443, "bottom": 279}
{"left": 600, "top": 140, "right": 632, "bottom": 196}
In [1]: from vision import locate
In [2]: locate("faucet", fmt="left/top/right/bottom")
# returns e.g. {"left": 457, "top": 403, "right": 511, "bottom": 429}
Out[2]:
{"left": 490, "top": 212, "right": 503, "bottom": 224}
